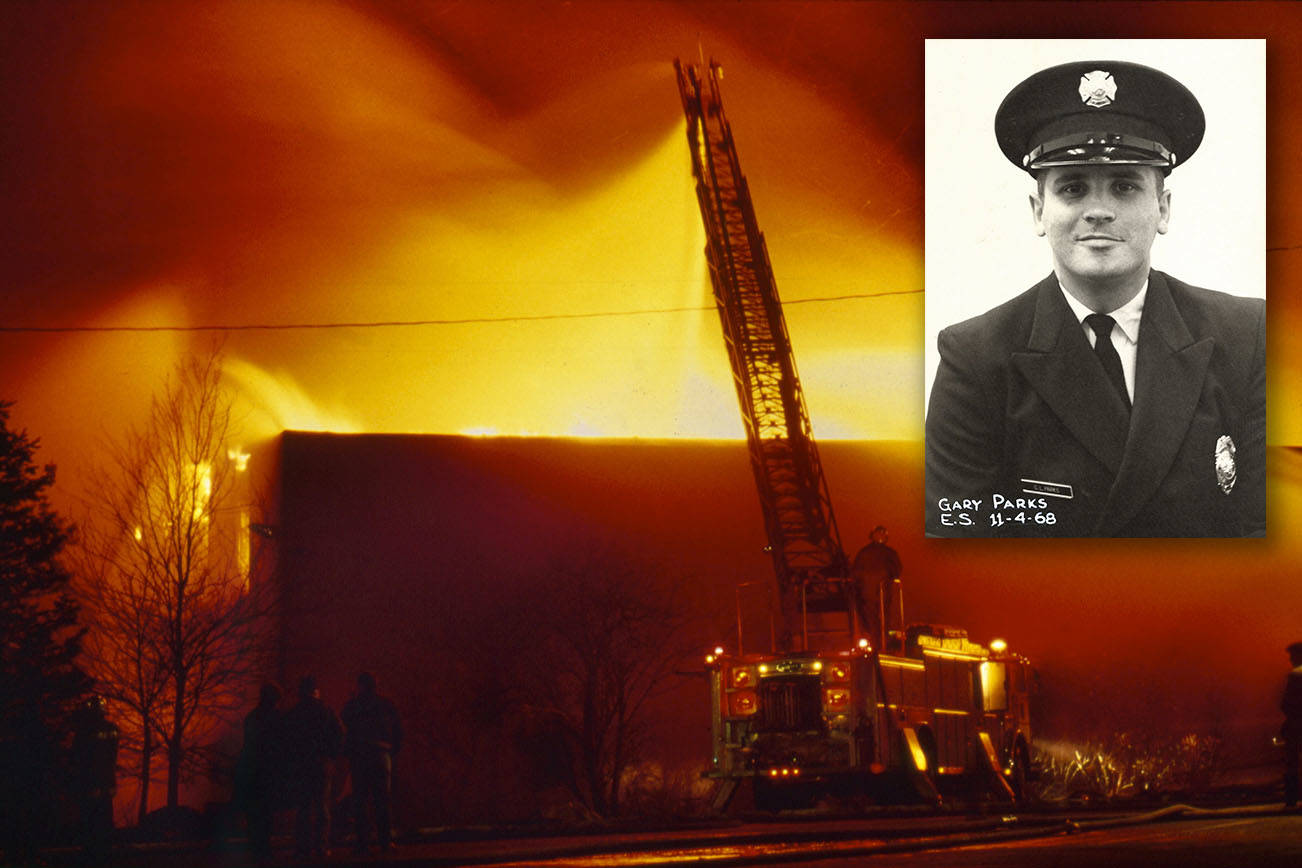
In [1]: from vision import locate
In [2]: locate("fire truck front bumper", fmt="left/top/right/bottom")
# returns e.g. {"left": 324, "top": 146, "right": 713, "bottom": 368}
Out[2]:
{"left": 743, "top": 732, "right": 851, "bottom": 781}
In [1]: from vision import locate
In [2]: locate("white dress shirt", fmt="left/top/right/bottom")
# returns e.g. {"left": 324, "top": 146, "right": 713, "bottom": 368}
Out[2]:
{"left": 1059, "top": 281, "right": 1147, "bottom": 403}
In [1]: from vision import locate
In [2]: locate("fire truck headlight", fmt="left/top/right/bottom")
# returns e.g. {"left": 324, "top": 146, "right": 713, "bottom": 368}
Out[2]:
{"left": 728, "top": 690, "right": 758, "bottom": 717}
{"left": 823, "top": 688, "right": 851, "bottom": 711}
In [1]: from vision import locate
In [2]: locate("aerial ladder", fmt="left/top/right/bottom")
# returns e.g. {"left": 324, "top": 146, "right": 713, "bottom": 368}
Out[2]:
{"left": 674, "top": 59, "right": 868, "bottom": 653}
{"left": 675, "top": 60, "right": 1031, "bottom": 811}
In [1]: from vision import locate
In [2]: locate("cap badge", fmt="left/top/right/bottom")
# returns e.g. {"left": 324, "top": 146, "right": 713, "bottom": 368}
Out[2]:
{"left": 1214, "top": 434, "right": 1237, "bottom": 494}
{"left": 1078, "top": 71, "right": 1117, "bottom": 108}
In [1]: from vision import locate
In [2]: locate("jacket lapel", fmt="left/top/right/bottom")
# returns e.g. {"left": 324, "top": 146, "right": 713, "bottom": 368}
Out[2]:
{"left": 1095, "top": 271, "right": 1214, "bottom": 536}
{"left": 1011, "top": 275, "right": 1130, "bottom": 474}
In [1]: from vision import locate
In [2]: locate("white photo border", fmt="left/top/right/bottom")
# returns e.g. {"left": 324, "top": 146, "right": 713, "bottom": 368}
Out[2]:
{"left": 923, "top": 38, "right": 1266, "bottom": 412}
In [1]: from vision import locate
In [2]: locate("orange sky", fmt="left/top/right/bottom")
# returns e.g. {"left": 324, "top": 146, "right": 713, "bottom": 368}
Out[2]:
{"left": 4, "top": 2, "right": 1302, "bottom": 748}
{"left": 5, "top": 2, "right": 1298, "bottom": 454}
{"left": 0, "top": 0, "right": 927, "bottom": 460}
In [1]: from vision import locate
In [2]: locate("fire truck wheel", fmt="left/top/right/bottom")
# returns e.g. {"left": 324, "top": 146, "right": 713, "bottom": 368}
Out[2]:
{"left": 1010, "top": 741, "right": 1031, "bottom": 802}
{"left": 753, "top": 778, "right": 813, "bottom": 812}
{"left": 753, "top": 777, "right": 780, "bottom": 812}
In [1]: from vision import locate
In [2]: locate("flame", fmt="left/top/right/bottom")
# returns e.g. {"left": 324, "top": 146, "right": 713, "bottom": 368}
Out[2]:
{"left": 227, "top": 448, "right": 251, "bottom": 472}
{"left": 4, "top": 2, "right": 927, "bottom": 449}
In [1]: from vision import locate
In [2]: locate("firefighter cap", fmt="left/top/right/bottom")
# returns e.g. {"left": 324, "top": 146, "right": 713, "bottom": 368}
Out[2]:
{"left": 995, "top": 60, "right": 1204, "bottom": 175}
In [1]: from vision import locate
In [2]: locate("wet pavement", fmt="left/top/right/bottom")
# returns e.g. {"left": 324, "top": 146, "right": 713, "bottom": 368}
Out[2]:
{"left": 30, "top": 803, "right": 1302, "bottom": 867}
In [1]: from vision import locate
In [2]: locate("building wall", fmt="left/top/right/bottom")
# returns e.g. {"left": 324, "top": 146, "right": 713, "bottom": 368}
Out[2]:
{"left": 268, "top": 433, "right": 1299, "bottom": 823}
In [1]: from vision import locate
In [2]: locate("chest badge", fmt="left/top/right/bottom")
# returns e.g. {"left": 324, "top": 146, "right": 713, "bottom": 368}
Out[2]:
{"left": 1214, "top": 435, "right": 1237, "bottom": 494}
{"left": 1079, "top": 70, "right": 1117, "bottom": 107}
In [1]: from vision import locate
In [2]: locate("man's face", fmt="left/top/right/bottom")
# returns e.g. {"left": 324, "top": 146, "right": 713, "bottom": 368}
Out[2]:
{"left": 1030, "top": 165, "right": 1171, "bottom": 290}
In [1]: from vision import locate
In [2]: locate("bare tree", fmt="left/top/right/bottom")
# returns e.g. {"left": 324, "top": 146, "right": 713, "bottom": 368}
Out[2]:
{"left": 512, "top": 550, "right": 695, "bottom": 817}
{"left": 76, "top": 545, "right": 169, "bottom": 823}
{"left": 76, "top": 352, "right": 272, "bottom": 814}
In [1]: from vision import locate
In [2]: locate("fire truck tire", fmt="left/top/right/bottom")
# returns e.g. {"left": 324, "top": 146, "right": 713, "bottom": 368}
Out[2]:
{"left": 749, "top": 780, "right": 775, "bottom": 817}
{"left": 1010, "top": 740, "right": 1031, "bottom": 802}
{"left": 754, "top": 778, "right": 778, "bottom": 812}
{"left": 753, "top": 778, "right": 814, "bottom": 812}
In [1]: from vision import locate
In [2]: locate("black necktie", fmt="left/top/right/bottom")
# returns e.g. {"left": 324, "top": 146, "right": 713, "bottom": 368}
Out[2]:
{"left": 1084, "top": 314, "right": 1130, "bottom": 410}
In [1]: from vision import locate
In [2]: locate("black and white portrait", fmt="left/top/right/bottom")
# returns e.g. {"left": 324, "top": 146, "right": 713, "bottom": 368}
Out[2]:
{"left": 923, "top": 39, "right": 1265, "bottom": 538}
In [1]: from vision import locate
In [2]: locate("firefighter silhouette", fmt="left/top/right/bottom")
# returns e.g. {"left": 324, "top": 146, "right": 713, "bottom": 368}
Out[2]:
{"left": 283, "top": 676, "right": 342, "bottom": 859}
{"left": 70, "top": 696, "right": 119, "bottom": 860}
{"left": 238, "top": 682, "right": 284, "bottom": 857}
{"left": 850, "top": 526, "right": 902, "bottom": 650}
{"left": 1282, "top": 642, "right": 1302, "bottom": 808}
{"left": 341, "top": 672, "right": 402, "bottom": 853}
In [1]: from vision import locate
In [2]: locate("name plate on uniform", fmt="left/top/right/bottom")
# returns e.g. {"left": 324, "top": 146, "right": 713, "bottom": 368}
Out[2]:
{"left": 1021, "top": 478, "right": 1073, "bottom": 499}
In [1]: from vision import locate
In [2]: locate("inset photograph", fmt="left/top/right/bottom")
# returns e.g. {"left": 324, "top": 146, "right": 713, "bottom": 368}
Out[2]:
{"left": 924, "top": 39, "right": 1265, "bottom": 538}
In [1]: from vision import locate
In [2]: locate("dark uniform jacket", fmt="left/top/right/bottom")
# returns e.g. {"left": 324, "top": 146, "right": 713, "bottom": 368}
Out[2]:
{"left": 925, "top": 270, "right": 1265, "bottom": 537}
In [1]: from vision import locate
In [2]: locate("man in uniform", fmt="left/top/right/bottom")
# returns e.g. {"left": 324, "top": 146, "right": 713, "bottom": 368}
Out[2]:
{"left": 850, "top": 526, "right": 903, "bottom": 651}
{"left": 925, "top": 60, "right": 1265, "bottom": 538}
{"left": 1281, "top": 642, "right": 1302, "bottom": 809}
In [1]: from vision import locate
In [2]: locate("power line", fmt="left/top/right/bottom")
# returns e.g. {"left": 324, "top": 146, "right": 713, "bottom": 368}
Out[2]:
{"left": 0, "top": 289, "right": 920, "bottom": 334}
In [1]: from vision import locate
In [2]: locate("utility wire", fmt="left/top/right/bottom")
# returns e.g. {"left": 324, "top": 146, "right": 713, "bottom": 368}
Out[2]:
{"left": 0, "top": 289, "right": 920, "bottom": 334}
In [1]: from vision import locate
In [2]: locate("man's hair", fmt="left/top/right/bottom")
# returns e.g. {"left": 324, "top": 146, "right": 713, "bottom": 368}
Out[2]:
{"left": 1034, "top": 166, "right": 1166, "bottom": 200}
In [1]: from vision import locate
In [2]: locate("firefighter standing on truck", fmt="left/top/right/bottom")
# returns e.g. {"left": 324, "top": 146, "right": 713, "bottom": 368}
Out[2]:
{"left": 1281, "top": 641, "right": 1302, "bottom": 809}
{"left": 851, "top": 526, "right": 902, "bottom": 650}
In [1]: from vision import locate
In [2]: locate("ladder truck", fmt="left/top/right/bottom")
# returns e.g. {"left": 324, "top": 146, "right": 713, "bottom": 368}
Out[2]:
{"left": 675, "top": 60, "right": 1034, "bottom": 811}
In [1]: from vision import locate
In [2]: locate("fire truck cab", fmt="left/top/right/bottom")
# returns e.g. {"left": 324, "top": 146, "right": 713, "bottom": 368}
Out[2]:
{"left": 706, "top": 625, "right": 1033, "bottom": 809}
